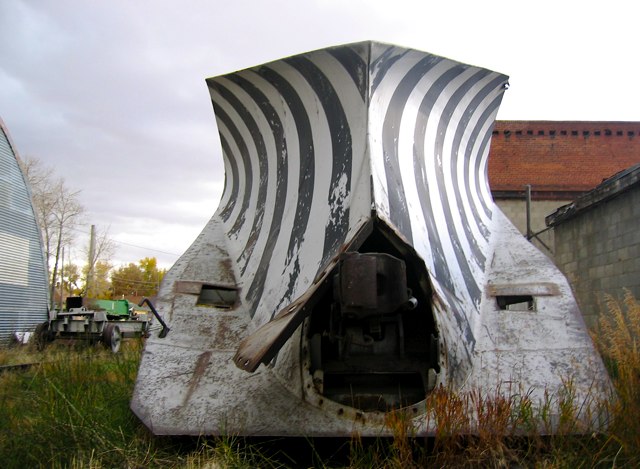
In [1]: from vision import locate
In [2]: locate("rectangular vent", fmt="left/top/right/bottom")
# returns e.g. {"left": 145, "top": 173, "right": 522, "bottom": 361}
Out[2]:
{"left": 496, "top": 295, "right": 534, "bottom": 311}
{"left": 197, "top": 284, "right": 238, "bottom": 309}
{"left": 487, "top": 283, "right": 559, "bottom": 312}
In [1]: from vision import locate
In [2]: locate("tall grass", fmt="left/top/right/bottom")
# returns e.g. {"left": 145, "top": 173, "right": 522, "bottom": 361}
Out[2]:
{"left": 0, "top": 341, "right": 287, "bottom": 468}
{"left": 594, "top": 290, "right": 640, "bottom": 460}
{"left": 400, "top": 289, "right": 640, "bottom": 468}
{"left": 0, "top": 341, "right": 170, "bottom": 468}
{"left": 0, "top": 290, "right": 638, "bottom": 468}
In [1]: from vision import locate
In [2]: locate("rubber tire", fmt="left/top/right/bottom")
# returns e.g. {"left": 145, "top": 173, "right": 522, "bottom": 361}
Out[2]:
{"left": 102, "top": 324, "right": 122, "bottom": 353}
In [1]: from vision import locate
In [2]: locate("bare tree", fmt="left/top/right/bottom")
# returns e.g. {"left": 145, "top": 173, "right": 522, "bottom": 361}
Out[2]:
{"left": 49, "top": 183, "right": 83, "bottom": 307}
{"left": 82, "top": 225, "right": 116, "bottom": 298}
{"left": 20, "top": 156, "right": 56, "bottom": 264}
{"left": 19, "top": 155, "right": 84, "bottom": 308}
{"left": 82, "top": 260, "right": 113, "bottom": 299}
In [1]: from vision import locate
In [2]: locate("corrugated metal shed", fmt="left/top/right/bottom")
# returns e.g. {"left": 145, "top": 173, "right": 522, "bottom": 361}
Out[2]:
{"left": 0, "top": 118, "right": 49, "bottom": 344}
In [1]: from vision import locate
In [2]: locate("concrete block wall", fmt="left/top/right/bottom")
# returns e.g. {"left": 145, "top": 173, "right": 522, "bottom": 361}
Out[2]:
{"left": 495, "top": 199, "right": 571, "bottom": 257}
{"left": 552, "top": 186, "right": 640, "bottom": 328}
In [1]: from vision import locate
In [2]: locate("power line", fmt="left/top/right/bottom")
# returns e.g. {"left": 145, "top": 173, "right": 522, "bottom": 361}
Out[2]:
{"left": 110, "top": 276, "right": 162, "bottom": 287}
{"left": 111, "top": 239, "right": 181, "bottom": 257}
{"left": 69, "top": 226, "right": 181, "bottom": 257}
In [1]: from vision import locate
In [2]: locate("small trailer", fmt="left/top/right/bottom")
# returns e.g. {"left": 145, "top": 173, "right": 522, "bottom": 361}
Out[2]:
{"left": 36, "top": 297, "right": 168, "bottom": 352}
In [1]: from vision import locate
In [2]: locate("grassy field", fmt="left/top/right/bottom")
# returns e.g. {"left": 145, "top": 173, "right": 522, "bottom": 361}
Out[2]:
{"left": 1, "top": 292, "right": 639, "bottom": 468}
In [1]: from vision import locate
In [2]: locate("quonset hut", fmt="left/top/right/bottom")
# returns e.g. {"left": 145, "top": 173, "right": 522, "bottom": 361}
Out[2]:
{"left": 132, "top": 42, "right": 610, "bottom": 436}
{"left": 0, "top": 118, "right": 49, "bottom": 344}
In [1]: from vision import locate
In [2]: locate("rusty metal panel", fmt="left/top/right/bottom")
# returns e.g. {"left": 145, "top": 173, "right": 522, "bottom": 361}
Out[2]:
{"left": 338, "top": 253, "right": 379, "bottom": 311}
{"left": 132, "top": 42, "right": 611, "bottom": 437}
{"left": 338, "top": 252, "right": 409, "bottom": 314}
{"left": 173, "top": 281, "right": 203, "bottom": 295}
{"left": 233, "top": 269, "right": 329, "bottom": 372}
{"left": 487, "top": 282, "right": 560, "bottom": 297}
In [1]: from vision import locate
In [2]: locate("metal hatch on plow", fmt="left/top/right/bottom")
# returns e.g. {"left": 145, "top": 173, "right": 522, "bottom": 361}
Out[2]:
{"left": 131, "top": 41, "right": 611, "bottom": 437}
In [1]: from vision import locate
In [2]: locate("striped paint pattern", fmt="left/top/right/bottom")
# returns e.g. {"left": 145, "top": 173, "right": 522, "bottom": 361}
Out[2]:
{"left": 132, "top": 43, "right": 613, "bottom": 438}
{"left": 368, "top": 44, "right": 508, "bottom": 347}
{"left": 207, "top": 42, "right": 508, "bottom": 342}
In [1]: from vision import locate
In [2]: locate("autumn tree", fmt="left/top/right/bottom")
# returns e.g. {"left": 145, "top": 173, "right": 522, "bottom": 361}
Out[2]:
{"left": 83, "top": 225, "right": 115, "bottom": 298}
{"left": 139, "top": 257, "right": 165, "bottom": 290}
{"left": 111, "top": 257, "right": 166, "bottom": 298}
{"left": 60, "top": 263, "right": 83, "bottom": 296}
{"left": 83, "top": 260, "right": 113, "bottom": 299}
{"left": 20, "top": 155, "right": 84, "bottom": 308}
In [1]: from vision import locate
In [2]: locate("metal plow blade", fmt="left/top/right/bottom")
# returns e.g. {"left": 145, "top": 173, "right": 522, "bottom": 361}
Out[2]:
{"left": 131, "top": 42, "right": 611, "bottom": 436}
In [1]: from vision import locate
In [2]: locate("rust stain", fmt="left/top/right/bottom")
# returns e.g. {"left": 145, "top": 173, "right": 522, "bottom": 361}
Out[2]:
{"left": 174, "top": 280, "right": 202, "bottom": 294}
{"left": 213, "top": 315, "right": 244, "bottom": 348}
{"left": 182, "top": 351, "right": 212, "bottom": 406}
{"left": 169, "top": 296, "right": 176, "bottom": 321}
{"left": 218, "top": 257, "right": 237, "bottom": 284}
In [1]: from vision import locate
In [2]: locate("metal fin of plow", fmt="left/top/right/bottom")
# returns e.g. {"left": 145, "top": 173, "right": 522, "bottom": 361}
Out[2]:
{"left": 131, "top": 41, "right": 611, "bottom": 437}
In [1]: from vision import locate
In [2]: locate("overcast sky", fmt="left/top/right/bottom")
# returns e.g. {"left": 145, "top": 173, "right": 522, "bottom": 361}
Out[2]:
{"left": 1, "top": 0, "right": 639, "bottom": 269}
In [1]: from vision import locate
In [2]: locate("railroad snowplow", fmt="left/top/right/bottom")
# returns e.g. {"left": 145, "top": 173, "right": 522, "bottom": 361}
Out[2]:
{"left": 131, "top": 41, "right": 611, "bottom": 436}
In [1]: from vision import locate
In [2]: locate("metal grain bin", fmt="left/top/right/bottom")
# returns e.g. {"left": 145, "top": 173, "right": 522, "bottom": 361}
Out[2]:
{"left": 0, "top": 118, "right": 49, "bottom": 344}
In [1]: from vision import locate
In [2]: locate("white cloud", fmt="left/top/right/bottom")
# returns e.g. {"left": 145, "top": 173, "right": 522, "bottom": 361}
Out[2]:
{"left": 1, "top": 0, "right": 638, "bottom": 273}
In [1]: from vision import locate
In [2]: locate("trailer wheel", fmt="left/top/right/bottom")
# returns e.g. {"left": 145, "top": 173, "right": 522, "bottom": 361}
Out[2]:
{"left": 102, "top": 324, "right": 122, "bottom": 353}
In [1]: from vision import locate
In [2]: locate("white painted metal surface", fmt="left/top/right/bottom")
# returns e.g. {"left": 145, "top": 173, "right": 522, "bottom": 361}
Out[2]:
{"left": 131, "top": 42, "right": 610, "bottom": 436}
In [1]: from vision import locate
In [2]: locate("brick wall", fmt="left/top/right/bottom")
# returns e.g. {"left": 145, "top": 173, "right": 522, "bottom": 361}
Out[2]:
{"left": 489, "top": 121, "right": 640, "bottom": 195}
{"left": 552, "top": 186, "right": 640, "bottom": 327}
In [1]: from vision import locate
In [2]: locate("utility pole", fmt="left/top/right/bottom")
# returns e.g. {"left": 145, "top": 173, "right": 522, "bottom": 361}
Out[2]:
{"left": 59, "top": 247, "right": 64, "bottom": 311}
{"left": 86, "top": 224, "right": 96, "bottom": 298}
{"left": 524, "top": 184, "right": 552, "bottom": 253}
{"left": 525, "top": 184, "right": 532, "bottom": 240}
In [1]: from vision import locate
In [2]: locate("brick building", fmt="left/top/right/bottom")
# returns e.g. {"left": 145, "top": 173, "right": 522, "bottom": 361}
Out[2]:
{"left": 488, "top": 121, "right": 640, "bottom": 255}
